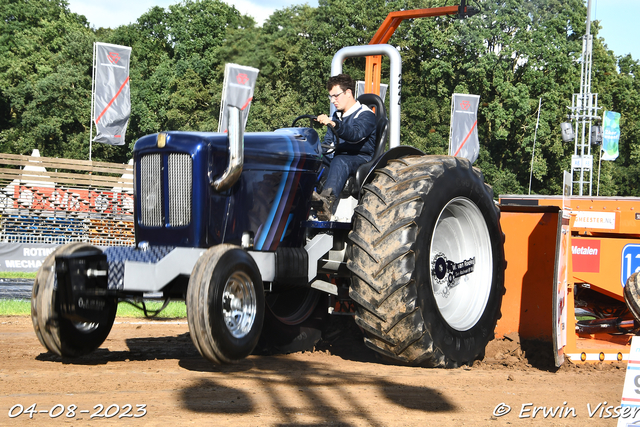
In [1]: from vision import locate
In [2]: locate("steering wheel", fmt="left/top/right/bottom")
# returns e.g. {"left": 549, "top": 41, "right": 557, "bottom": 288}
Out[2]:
{"left": 290, "top": 115, "right": 333, "bottom": 154}
{"left": 291, "top": 115, "right": 317, "bottom": 127}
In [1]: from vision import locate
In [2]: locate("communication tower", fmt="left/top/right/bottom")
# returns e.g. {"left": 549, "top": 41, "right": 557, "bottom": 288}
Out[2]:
{"left": 566, "top": 0, "right": 600, "bottom": 196}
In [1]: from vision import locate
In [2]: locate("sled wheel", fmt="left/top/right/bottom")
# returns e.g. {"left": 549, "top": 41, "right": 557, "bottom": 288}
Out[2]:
{"left": 187, "top": 244, "right": 265, "bottom": 363}
{"left": 31, "top": 243, "right": 117, "bottom": 357}
{"left": 258, "top": 287, "right": 327, "bottom": 354}
{"left": 348, "top": 155, "right": 505, "bottom": 367}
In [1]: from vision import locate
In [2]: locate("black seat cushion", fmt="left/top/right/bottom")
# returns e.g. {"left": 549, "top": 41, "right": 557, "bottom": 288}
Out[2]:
{"left": 353, "top": 93, "right": 389, "bottom": 192}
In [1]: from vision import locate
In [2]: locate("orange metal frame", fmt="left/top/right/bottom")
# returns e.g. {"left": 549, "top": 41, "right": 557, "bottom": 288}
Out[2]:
{"left": 495, "top": 205, "right": 559, "bottom": 341}
{"left": 364, "top": 6, "right": 463, "bottom": 95}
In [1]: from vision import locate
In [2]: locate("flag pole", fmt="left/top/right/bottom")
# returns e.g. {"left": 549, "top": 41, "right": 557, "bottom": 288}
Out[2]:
{"left": 89, "top": 42, "right": 97, "bottom": 162}
{"left": 448, "top": 95, "right": 454, "bottom": 156}
{"left": 597, "top": 110, "right": 605, "bottom": 196}
{"left": 597, "top": 146, "right": 602, "bottom": 196}
{"left": 528, "top": 98, "right": 542, "bottom": 195}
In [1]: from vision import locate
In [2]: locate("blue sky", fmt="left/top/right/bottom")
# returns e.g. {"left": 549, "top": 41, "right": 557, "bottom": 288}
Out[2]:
{"left": 66, "top": 0, "right": 320, "bottom": 28}
{"left": 590, "top": 0, "right": 638, "bottom": 60}
{"left": 66, "top": 0, "right": 637, "bottom": 61}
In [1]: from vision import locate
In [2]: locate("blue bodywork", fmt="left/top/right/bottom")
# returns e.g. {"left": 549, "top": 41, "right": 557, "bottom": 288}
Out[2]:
{"left": 133, "top": 127, "right": 323, "bottom": 251}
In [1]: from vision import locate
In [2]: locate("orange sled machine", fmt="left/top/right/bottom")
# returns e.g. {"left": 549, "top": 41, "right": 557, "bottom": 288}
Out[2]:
{"left": 498, "top": 195, "right": 640, "bottom": 366}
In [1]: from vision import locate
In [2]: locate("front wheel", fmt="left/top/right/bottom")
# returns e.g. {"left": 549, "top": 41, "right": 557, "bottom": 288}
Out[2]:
{"left": 31, "top": 243, "right": 117, "bottom": 357}
{"left": 187, "top": 245, "right": 265, "bottom": 363}
{"left": 347, "top": 155, "right": 505, "bottom": 367}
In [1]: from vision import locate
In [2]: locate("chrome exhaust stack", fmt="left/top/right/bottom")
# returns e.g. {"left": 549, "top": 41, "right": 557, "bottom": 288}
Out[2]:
{"left": 213, "top": 106, "right": 244, "bottom": 191}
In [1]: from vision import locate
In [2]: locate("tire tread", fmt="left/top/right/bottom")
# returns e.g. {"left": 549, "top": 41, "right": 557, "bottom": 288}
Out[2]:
{"left": 348, "top": 155, "right": 504, "bottom": 368}
{"left": 31, "top": 243, "right": 116, "bottom": 357}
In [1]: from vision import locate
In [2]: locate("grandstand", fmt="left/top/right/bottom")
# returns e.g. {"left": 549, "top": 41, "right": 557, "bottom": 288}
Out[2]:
{"left": 0, "top": 151, "right": 134, "bottom": 246}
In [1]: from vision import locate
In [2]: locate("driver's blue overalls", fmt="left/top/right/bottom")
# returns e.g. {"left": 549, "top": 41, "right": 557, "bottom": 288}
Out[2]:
{"left": 321, "top": 102, "right": 377, "bottom": 197}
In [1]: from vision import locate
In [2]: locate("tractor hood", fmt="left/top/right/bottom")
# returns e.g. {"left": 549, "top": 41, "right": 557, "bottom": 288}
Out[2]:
{"left": 132, "top": 127, "right": 323, "bottom": 249}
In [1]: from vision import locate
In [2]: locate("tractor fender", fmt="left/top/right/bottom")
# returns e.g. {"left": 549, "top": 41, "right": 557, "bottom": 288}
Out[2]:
{"left": 360, "top": 146, "right": 424, "bottom": 189}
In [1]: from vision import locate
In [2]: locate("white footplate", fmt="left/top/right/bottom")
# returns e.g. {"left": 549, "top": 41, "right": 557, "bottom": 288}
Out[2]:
{"left": 120, "top": 233, "right": 334, "bottom": 294}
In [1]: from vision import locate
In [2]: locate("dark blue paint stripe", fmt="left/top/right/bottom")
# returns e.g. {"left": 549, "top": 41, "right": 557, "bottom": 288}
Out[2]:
{"left": 255, "top": 137, "right": 296, "bottom": 250}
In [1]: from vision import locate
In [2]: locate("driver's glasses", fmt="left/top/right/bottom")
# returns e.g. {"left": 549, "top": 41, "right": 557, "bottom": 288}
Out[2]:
{"left": 328, "top": 91, "right": 344, "bottom": 101}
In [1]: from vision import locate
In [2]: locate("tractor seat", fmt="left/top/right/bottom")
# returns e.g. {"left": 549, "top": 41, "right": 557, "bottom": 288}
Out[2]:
{"left": 340, "top": 93, "right": 389, "bottom": 198}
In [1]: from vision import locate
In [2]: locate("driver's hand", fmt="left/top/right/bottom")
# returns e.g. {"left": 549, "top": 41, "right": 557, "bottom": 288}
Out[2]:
{"left": 316, "top": 114, "right": 335, "bottom": 128}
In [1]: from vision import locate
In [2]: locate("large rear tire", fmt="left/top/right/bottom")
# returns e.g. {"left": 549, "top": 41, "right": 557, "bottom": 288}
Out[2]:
{"left": 348, "top": 155, "right": 505, "bottom": 367}
{"left": 187, "top": 245, "right": 265, "bottom": 363}
{"left": 31, "top": 242, "right": 117, "bottom": 357}
{"left": 624, "top": 273, "right": 640, "bottom": 322}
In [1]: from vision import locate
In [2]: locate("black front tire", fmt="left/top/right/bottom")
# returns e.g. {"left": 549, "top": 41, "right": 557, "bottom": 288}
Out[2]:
{"left": 31, "top": 243, "right": 117, "bottom": 357}
{"left": 348, "top": 155, "right": 505, "bottom": 367}
{"left": 187, "top": 245, "right": 265, "bottom": 363}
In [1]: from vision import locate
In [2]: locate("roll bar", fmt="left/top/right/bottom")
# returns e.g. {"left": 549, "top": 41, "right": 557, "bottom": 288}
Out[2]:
{"left": 331, "top": 44, "right": 402, "bottom": 149}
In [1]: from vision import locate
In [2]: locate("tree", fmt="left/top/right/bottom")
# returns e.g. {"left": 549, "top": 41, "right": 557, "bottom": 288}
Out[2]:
{"left": 0, "top": 0, "right": 97, "bottom": 158}
{"left": 0, "top": 0, "right": 638, "bottom": 198}
{"left": 602, "top": 53, "right": 640, "bottom": 196}
{"left": 389, "top": 0, "right": 589, "bottom": 195}
{"left": 107, "top": 0, "right": 251, "bottom": 151}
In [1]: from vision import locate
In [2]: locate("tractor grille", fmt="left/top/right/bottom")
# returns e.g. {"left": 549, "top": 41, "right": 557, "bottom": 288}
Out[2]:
{"left": 139, "top": 153, "right": 192, "bottom": 228}
{"left": 168, "top": 153, "right": 192, "bottom": 227}
{"left": 140, "top": 154, "right": 162, "bottom": 227}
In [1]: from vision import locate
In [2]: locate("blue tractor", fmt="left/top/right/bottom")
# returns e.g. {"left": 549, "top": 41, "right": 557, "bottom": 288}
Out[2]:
{"left": 31, "top": 45, "right": 505, "bottom": 368}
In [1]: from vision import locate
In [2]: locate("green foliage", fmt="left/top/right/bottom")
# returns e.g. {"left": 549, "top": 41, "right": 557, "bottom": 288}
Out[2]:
{"left": 409, "top": 0, "right": 587, "bottom": 194}
{"left": 0, "top": 271, "right": 36, "bottom": 279}
{"left": 117, "top": 300, "right": 187, "bottom": 318}
{"left": 108, "top": 0, "right": 248, "bottom": 153}
{"left": 0, "top": 0, "right": 95, "bottom": 157}
{"left": 0, "top": 0, "right": 638, "bottom": 196}
{"left": 0, "top": 299, "right": 31, "bottom": 315}
{"left": 0, "top": 299, "right": 187, "bottom": 318}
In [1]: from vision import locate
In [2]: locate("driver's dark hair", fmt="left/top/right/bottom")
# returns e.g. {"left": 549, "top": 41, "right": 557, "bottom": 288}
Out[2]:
{"left": 327, "top": 74, "right": 355, "bottom": 96}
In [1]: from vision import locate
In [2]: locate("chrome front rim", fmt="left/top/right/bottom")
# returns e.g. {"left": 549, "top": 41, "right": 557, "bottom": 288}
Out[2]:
{"left": 430, "top": 197, "right": 493, "bottom": 331}
{"left": 73, "top": 322, "right": 99, "bottom": 333}
{"left": 222, "top": 271, "right": 257, "bottom": 339}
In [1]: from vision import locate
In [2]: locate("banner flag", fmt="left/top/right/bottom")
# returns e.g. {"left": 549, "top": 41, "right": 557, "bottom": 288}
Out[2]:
{"left": 602, "top": 110, "right": 621, "bottom": 161}
{"left": 218, "top": 64, "right": 260, "bottom": 133}
{"left": 449, "top": 94, "right": 480, "bottom": 164}
{"left": 92, "top": 42, "right": 132, "bottom": 146}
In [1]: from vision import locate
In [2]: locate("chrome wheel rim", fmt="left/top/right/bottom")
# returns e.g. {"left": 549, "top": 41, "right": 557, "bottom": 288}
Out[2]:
{"left": 222, "top": 271, "right": 257, "bottom": 339}
{"left": 430, "top": 197, "right": 493, "bottom": 331}
{"left": 73, "top": 322, "right": 99, "bottom": 333}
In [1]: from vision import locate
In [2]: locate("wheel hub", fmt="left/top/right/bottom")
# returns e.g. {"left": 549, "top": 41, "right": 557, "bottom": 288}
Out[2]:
{"left": 430, "top": 197, "right": 492, "bottom": 331}
{"left": 222, "top": 271, "right": 257, "bottom": 339}
{"left": 72, "top": 322, "right": 99, "bottom": 333}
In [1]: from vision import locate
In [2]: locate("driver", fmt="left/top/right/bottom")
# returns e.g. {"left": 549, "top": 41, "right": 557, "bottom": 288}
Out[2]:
{"left": 314, "top": 74, "right": 376, "bottom": 220}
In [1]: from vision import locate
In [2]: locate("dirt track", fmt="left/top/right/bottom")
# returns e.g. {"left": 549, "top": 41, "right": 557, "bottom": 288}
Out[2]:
{"left": 0, "top": 315, "right": 629, "bottom": 426}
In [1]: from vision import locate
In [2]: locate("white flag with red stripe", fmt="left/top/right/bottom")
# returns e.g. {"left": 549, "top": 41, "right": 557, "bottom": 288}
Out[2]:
{"left": 92, "top": 42, "right": 131, "bottom": 146}
{"left": 449, "top": 94, "right": 480, "bottom": 164}
{"left": 218, "top": 63, "right": 259, "bottom": 133}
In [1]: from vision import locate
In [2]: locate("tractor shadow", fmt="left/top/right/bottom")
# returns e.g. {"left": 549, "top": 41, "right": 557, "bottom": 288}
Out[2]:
{"left": 33, "top": 315, "right": 376, "bottom": 367}
{"left": 176, "top": 316, "right": 454, "bottom": 425}
{"left": 178, "top": 360, "right": 455, "bottom": 426}
{"left": 178, "top": 315, "right": 382, "bottom": 373}
{"left": 35, "top": 331, "right": 201, "bottom": 365}
{"left": 33, "top": 317, "right": 456, "bottom": 425}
